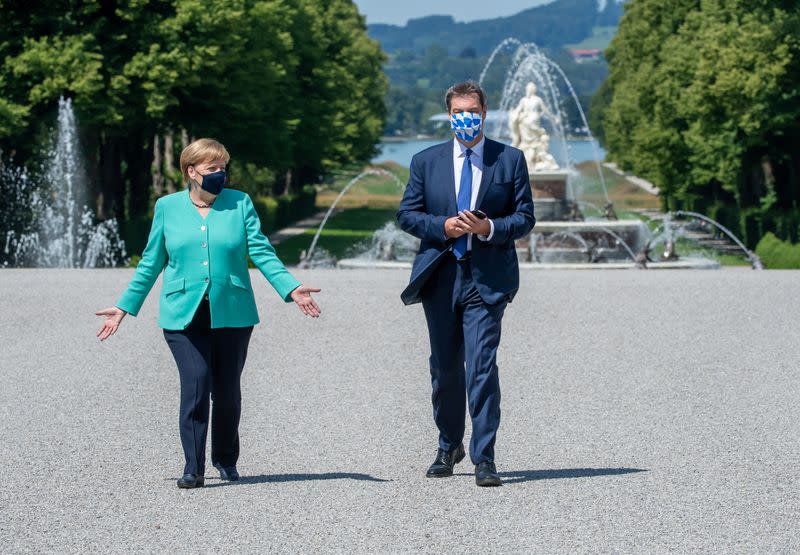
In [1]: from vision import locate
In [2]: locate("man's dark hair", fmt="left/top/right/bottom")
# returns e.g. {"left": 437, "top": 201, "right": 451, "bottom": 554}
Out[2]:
{"left": 445, "top": 81, "right": 488, "bottom": 112}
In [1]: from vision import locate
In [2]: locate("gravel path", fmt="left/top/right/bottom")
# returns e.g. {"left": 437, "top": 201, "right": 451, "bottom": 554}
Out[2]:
{"left": 1, "top": 269, "right": 798, "bottom": 553}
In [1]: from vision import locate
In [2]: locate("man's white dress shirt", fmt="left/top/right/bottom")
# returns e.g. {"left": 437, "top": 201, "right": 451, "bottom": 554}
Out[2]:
{"left": 453, "top": 137, "right": 494, "bottom": 249}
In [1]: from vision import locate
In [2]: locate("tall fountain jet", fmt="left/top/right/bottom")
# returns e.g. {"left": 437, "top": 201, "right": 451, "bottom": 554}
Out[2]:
{"left": 478, "top": 39, "right": 654, "bottom": 262}
{"left": 480, "top": 38, "right": 609, "bottom": 204}
{"left": 1, "top": 97, "right": 126, "bottom": 268}
{"left": 42, "top": 96, "right": 85, "bottom": 266}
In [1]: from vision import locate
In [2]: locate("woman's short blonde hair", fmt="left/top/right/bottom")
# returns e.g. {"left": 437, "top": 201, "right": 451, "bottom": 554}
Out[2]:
{"left": 179, "top": 138, "right": 230, "bottom": 183}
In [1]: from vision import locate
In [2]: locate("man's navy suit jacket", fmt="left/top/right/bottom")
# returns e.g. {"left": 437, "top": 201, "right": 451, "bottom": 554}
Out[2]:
{"left": 397, "top": 138, "right": 535, "bottom": 305}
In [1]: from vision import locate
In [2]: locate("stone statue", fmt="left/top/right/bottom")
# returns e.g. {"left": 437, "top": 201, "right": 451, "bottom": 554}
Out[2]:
{"left": 508, "top": 83, "right": 560, "bottom": 172}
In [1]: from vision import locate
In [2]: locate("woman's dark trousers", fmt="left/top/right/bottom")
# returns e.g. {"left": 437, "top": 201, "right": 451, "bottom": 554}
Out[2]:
{"left": 163, "top": 300, "right": 253, "bottom": 475}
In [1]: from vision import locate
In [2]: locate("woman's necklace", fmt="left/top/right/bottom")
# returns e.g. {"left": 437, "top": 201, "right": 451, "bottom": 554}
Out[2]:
{"left": 190, "top": 190, "right": 214, "bottom": 208}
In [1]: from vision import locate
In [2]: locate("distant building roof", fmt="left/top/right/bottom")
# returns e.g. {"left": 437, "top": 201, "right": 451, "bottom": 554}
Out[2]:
{"left": 569, "top": 49, "right": 602, "bottom": 55}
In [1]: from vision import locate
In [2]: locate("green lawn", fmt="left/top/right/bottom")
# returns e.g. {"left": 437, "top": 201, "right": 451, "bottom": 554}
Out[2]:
{"left": 275, "top": 163, "right": 406, "bottom": 265}
{"left": 671, "top": 237, "right": 752, "bottom": 267}
{"left": 565, "top": 26, "right": 617, "bottom": 51}
{"left": 573, "top": 161, "right": 662, "bottom": 211}
{"left": 274, "top": 207, "right": 398, "bottom": 265}
{"left": 317, "top": 162, "right": 407, "bottom": 209}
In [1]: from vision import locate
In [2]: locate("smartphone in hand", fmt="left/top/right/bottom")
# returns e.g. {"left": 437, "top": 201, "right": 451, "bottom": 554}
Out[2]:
{"left": 471, "top": 209, "right": 487, "bottom": 219}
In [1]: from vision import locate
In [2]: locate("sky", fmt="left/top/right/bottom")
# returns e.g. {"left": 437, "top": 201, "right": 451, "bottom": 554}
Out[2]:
{"left": 352, "top": 0, "right": 556, "bottom": 26}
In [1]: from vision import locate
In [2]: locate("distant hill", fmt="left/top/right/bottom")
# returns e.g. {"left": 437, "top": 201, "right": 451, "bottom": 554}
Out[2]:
{"left": 367, "top": 0, "right": 623, "bottom": 56}
{"left": 368, "top": 0, "right": 625, "bottom": 136}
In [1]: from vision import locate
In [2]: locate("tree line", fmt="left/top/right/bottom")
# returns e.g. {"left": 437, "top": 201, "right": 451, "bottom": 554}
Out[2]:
{"left": 0, "top": 0, "right": 387, "bottom": 230}
{"left": 592, "top": 0, "right": 800, "bottom": 248}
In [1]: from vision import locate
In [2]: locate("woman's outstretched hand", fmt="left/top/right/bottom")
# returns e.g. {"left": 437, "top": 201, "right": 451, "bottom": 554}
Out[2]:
{"left": 290, "top": 285, "right": 322, "bottom": 318}
{"left": 95, "top": 307, "right": 127, "bottom": 341}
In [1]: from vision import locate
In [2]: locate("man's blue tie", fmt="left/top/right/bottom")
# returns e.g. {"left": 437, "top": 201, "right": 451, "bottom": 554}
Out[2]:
{"left": 453, "top": 148, "right": 473, "bottom": 259}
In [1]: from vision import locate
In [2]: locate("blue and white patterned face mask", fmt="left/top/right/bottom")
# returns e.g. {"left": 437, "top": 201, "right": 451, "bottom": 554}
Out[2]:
{"left": 450, "top": 111, "right": 483, "bottom": 142}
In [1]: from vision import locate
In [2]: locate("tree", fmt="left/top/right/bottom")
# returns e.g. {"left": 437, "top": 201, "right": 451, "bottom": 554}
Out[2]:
{"left": 594, "top": 0, "right": 800, "bottom": 243}
{"left": 0, "top": 0, "right": 387, "bottom": 251}
{"left": 1, "top": 0, "right": 186, "bottom": 219}
{"left": 288, "top": 0, "right": 387, "bottom": 187}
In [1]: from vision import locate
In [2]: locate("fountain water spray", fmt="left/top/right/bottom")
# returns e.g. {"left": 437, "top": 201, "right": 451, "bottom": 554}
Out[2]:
{"left": 359, "top": 222, "right": 420, "bottom": 262}
{"left": 595, "top": 227, "right": 637, "bottom": 261}
{"left": 478, "top": 37, "right": 609, "bottom": 204}
{"left": 299, "top": 168, "right": 405, "bottom": 268}
{"left": 545, "top": 60, "right": 609, "bottom": 204}
{"left": 549, "top": 231, "right": 591, "bottom": 255}
{"left": 1, "top": 97, "right": 126, "bottom": 268}
{"left": 672, "top": 210, "right": 762, "bottom": 269}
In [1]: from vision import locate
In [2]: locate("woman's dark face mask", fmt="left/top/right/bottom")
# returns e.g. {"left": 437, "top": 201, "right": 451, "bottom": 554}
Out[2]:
{"left": 193, "top": 168, "right": 226, "bottom": 195}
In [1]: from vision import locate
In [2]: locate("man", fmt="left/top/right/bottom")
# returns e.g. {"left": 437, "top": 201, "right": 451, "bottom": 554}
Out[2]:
{"left": 397, "top": 81, "right": 535, "bottom": 487}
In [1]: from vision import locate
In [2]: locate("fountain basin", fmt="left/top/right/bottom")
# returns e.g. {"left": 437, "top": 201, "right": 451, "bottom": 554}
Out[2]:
{"left": 337, "top": 219, "right": 721, "bottom": 270}
{"left": 531, "top": 170, "right": 571, "bottom": 198}
{"left": 522, "top": 219, "right": 649, "bottom": 263}
{"left": 532, "top": 220, "right": 644, "bottom": 232}
{"left": 531, "top": 170, "right": 573, "bottom": 221}
{"left": 336, "top": 258, "right": 720, "bottom": 270}
{"left": 532, "top": 199, "right": 573, "bottom": 221}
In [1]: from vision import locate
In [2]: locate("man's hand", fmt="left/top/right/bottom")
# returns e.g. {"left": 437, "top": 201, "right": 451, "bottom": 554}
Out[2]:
{"left": 444, "top": 216, "right": 468, "bottom": 239}
{"left": 457, "top": 210, "right": 491, "bottom": 236}
{"left": 290, "top": 285, "right": 322, "bottom": 318}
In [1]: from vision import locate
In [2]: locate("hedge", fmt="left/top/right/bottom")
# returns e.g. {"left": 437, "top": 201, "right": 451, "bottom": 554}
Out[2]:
{"left": 755, "top": 232, "right": 800, "bottom": 269}
{"left": 703, "top": 204, "right": 800, "bottom": 249}
{"left": 251, "top": 185, "right": 317, "bottom": 235}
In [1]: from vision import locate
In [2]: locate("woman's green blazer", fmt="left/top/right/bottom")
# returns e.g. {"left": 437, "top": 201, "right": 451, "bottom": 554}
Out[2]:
{"left": 116, "top": 188, "right": 301, "bottom": 330}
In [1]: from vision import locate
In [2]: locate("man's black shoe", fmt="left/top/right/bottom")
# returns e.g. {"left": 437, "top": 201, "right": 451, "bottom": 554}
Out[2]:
{"left": 475, "top": 461, "right": 502, "bottom": 487}
{"left": 177, "top": 473, "right": 205, "bottom": 489}
{"left": 213, "top": 462, "right": 240, "bottom": 481}
{"left": 426, "top": 444, "right": 466, "bottom": 477}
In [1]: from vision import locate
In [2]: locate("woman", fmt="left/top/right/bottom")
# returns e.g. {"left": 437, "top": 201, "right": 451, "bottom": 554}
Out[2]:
{"left": 95, "top": 138, "right": 321, "bottom": 489}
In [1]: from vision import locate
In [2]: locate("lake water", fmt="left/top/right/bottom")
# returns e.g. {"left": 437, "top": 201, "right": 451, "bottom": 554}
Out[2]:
{"left": 373, "top": 138, "right": 606, "bottom": 168}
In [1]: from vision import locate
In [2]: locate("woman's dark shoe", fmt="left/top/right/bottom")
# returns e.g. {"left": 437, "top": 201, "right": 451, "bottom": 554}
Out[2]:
{"left": 213, "top": 462, "right": 240, "bottom": 481}
{"left": 475, "top": 462, "right": 502, "bottom": 487}
{"left": 426, "top": 443, "right": 466, "bottom": 477}
{"left": 177, "top": 473, "right": 205, "bottom": 489}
